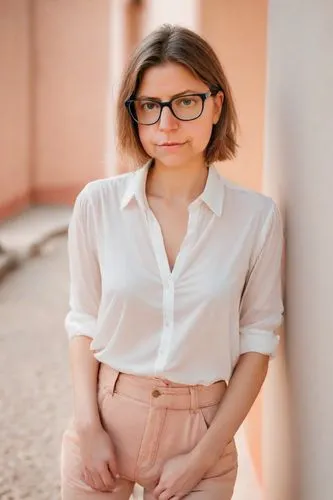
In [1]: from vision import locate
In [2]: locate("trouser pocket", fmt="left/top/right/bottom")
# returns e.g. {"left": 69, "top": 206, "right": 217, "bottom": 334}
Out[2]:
{"left": 199, "top": 403, "right": 219, "bottom": 430}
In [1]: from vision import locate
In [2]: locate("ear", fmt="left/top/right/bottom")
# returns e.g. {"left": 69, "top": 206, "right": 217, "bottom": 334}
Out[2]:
{"left": 212, "top": 91, "right": 224, "bottom": 125}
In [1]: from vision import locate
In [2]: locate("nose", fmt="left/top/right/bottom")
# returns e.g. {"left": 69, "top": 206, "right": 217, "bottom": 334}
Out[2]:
{"left": 158, "top": 105, "right": 179, "bottom": 131}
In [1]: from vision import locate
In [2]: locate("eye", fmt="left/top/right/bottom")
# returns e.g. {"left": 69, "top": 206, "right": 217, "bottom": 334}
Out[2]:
{"left": 139, "top": 101, "right": 159, "bottom": 112}
{"left": 174, "top": 95, "right": 200, "bottom": 108}
{"left": 179, "top": 97, "right": 195, "bottom": 107}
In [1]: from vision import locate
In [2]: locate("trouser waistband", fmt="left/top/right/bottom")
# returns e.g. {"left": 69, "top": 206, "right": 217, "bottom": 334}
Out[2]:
{"left": 98, "top": 364, "right": 227, "bottom": 410}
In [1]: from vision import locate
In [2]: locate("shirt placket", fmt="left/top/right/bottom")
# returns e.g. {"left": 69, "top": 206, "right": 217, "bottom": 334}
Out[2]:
{"left": 156, "top": 275, "right": 174, "bottom": 371}
{"left": 146, "top": 203, "right": 201, "bottom": 373}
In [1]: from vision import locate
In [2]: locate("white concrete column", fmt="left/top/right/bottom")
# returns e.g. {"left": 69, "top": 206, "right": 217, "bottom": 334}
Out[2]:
{"left": 263, "top": 1, "right": 333, "bottom": 499}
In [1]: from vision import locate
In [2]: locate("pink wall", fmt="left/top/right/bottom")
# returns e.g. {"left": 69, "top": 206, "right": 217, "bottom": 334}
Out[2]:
{"left": 0, "top": 0, "right": 31, "bottom": 218}
{"left": 32, "top": 0, "right": 110, "bottom": 204}
{"left": 0, "top": 0, "right": 111, "bottom": 219}
{"left": 199, "top": 0, "right": 268, "bottom": 192}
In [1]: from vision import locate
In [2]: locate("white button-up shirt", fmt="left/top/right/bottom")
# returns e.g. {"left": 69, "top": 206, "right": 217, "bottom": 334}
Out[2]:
{"left": 65, "top": 162, "right": 284, "bottom": 385}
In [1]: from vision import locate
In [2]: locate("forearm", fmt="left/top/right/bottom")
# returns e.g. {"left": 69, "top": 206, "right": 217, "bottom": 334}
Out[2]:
{"left": 69, "top": 335, "right": 101, "bottom": 432}
{"left": 193, "top": 352, "right": 269, "bottom": 465}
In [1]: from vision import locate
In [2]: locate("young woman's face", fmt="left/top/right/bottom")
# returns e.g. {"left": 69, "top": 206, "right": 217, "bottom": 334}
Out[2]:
{"left": 136, "top": 62, "right": 223, "bottom": 168}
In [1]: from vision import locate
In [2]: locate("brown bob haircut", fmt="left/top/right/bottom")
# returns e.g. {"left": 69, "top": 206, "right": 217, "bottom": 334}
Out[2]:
{"left": 116, "top": 24, "right": 238, "bottom": 166}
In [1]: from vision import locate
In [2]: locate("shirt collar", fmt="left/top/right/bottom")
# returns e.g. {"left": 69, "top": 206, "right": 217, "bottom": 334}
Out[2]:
{"left": 199, "top": 164, "right": 225, "bottom": 217}
{"left": 120, "top": 160, "right": 152, "bottom": 211}
{"left": 120, "top": 160, "right": 225, "bottom": 217}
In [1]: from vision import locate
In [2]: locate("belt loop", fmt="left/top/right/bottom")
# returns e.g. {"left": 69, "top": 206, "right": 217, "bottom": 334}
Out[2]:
{"left": 189, "top": 387, "right": 199, "bottom": 412}
{"left": 110, "top": 369, "right": 120, "bottom": 396}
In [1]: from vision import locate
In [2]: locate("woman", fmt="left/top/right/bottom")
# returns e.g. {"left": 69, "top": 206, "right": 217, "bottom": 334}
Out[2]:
{"left": 61, "top": 24, "right": 284, "bottom": 500}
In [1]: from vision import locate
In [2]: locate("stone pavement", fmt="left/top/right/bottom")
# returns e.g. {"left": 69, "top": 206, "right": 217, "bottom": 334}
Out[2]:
{"left": 0, "top": 209, "right": 262, "bottom": 499}
{"left": 0, "top": 235, "right": 72, "bottom": 499}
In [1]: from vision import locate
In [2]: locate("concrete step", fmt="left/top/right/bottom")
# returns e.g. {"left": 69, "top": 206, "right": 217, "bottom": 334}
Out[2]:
{"left": 0, "top": 205, "right": 72, "bottom": 282}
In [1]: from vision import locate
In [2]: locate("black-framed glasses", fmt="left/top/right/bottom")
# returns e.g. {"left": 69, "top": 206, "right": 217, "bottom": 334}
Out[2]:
{"left": 125, "top": 91, "right": 216, "bottom": 125}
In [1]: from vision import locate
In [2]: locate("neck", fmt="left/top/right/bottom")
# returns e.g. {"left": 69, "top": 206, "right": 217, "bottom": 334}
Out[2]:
{"left": 146, "top": 158, "right": 209, "bottom": 203}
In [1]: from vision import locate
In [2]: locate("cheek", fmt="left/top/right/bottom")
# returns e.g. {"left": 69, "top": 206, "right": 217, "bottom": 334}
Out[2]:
{"left": 190, "top": 120, "right": 214, "bottom": 150}
{"left": 138, "top": 127, "right": 155, "bottom": 156}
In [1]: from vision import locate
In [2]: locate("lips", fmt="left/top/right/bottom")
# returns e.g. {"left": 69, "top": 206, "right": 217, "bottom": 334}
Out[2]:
{"left": 157, "top": 141, "right": 186, "bottom": 146}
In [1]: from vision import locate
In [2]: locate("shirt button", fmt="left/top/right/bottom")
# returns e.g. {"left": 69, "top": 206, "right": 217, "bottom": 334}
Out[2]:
{"left": 152, "top": 389, "right": 161, "bottom": 398}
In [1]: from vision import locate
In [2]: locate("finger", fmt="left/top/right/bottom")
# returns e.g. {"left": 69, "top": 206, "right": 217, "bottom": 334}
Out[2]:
{"left": 108, "top": 456, "right": 119, "bottom": 478}
{"left": 83, "top": 469, "right": 96, "bottom": 490}
{"left": 153, "top": 485, "right": 167, "bottom": 499}
{"left": 153, "top": 484, "right": 164, "bottom": 497}
{"left": 90, "top": 471, "right": 108, "bottom": 492}
{"left": 108, "top": 463, "right": 119, "bottom": 482}
{"left": 100, "top": 464, "right": 116, "bottom": 491}
{"left": 159, "top": 491, "right": 172, "bottom": 500}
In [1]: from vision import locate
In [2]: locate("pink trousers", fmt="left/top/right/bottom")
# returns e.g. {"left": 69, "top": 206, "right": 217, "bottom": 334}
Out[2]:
{"left": 61, "top": 364, "right": 238, "bottom": 499}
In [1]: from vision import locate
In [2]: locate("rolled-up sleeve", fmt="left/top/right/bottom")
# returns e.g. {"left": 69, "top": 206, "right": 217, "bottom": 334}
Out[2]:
{"left": 239, "top": 201, "right": 284, "bottom": 357}
{"left": 64, "top": 188, "right": 101, "bottom": 340}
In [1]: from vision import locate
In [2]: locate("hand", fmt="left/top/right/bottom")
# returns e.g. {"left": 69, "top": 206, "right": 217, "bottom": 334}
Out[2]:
{"left": 153, "top": 451, "right": 209, "bottom": 500}
{"left": 76, "top": 423, "right": 119, "bottom": 492}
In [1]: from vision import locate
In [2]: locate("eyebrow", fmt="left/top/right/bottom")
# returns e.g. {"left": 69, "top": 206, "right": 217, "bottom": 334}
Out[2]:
{"left": 135, "top": 89, "right": 203, "bottom": 101}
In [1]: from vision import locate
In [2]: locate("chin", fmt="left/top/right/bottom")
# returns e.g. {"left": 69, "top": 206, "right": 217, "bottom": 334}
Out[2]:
{"left": 154, "top": 152, "right": 200, "bottom": 169}
{"left": 156, "top": 157, "right": 184, "bottom": 168}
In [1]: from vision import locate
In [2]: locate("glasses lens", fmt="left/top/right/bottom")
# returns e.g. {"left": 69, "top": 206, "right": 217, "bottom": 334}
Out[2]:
{"left": 171, "top": 95, "right": 203, "bottom": 121}
{"left": 133, "top": 100, "right": 160, "bottom": 125}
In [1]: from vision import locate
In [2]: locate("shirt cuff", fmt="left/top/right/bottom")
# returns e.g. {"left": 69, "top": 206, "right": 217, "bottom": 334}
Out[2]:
{"left": 239, "top": 329, "right": 280, "bottom": 358}
{"left": 65, "top": 311, "right": 97, "bottom": 340}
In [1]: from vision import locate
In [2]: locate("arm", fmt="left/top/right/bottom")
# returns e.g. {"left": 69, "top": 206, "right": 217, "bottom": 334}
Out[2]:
{"left": 192, "top": 352, "right": 269, "bottom": 468}
{"left": 65, "top": 190, "right": 117, "bottom": 491}
{"left": 69, "top": 335, "right": 101, "bottom": 432}
{"left": 193, "top": 201, "right": 284, "bottom": 467}
{"left": 65, "top": 189, "right": 102, "bottom": 430}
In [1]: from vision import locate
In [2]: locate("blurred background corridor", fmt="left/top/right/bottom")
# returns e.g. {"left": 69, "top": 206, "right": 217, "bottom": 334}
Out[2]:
{"left": 1, "top": 1, "right": 333, "bottom": 499}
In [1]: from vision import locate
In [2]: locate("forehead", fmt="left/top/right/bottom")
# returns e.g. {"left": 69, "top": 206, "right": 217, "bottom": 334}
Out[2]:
{"left": 137, "top": 62, "right": 208, "bottom": 98}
